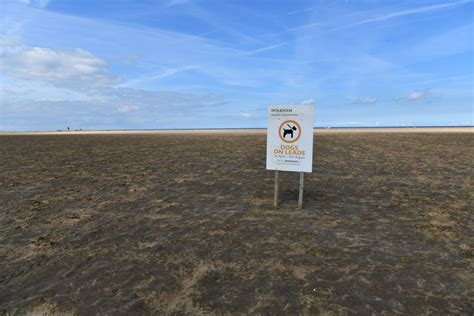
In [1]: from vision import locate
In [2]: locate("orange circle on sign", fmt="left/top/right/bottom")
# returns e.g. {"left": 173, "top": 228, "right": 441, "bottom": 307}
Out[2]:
{"left": 279, "top": 120, "right": 302, "bottom": 143}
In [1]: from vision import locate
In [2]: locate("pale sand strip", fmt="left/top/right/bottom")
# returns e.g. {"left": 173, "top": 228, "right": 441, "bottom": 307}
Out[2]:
{"left": 0, "top": 127, "right": 472, "bottom": 136}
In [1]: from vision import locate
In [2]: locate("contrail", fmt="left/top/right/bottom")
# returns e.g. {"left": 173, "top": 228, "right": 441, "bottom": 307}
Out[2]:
{"left": 334, "top": 0, "right": 472, "bottom": 30}
{"left": 243, "top": 42, "right": 289, "bottom": 56}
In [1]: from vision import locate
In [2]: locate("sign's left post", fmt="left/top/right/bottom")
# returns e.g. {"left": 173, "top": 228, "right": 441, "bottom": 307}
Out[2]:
{"left": 274, "top": 170, "right": 280, "bottom": 208}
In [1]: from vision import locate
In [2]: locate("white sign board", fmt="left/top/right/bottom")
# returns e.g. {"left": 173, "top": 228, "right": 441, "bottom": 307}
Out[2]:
{"left": 266, "top": 104, "right": 314, "bottom": 173}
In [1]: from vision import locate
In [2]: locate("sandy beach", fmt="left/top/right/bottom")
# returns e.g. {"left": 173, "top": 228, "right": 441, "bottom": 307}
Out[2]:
{"left": 0, "top": 131, "right": 472, "bottom": 314}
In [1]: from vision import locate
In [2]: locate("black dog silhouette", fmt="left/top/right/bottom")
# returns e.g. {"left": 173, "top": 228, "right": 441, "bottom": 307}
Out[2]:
{"left": 283, "top": 124, "right": 297, "bottom": 139}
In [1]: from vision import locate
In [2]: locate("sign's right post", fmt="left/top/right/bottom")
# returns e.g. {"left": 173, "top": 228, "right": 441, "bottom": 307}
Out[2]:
{"left": 298, "top": 172, "right": 304, "bottom": 210}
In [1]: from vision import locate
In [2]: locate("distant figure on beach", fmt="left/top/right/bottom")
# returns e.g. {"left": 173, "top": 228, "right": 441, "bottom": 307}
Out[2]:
{"left": 67, "top": 127, "right": 70, "bottom": 131}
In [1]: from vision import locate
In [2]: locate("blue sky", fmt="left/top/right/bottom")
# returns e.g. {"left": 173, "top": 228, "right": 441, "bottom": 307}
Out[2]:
{"left": 1, "top": 0, "right": 473, "bottom": 130}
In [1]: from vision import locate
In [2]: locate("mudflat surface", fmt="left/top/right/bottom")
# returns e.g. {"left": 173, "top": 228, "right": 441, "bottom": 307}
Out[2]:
{"left": 0, "top": 133, "right": 472, "bottom": 314}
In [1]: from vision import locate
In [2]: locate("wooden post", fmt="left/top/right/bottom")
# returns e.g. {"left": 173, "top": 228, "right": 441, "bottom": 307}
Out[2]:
{"left": 274, "top": 170, "right": 280, "bottom": 208}
{"left": 298, "top": 172, "right": 304, "bottom": 210}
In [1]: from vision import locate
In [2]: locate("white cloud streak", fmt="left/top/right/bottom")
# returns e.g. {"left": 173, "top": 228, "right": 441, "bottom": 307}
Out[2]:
{"left": 242, "top": 42, "right": 288, "bottom": 56}
{"left": 394, "top": 90, "right": 431, "bottom": 102}
{"left": 288, "top": 7, "right": 315, "bottom": 15}
{"left": 301, "top": 99, "right": 315, "bottom": 105}
{"left": 118, "top": 65, "right": 200, "bottom": 87}
{"left": 117, "top": 105, "right": 139, "bottom": 113}
{"left": 407, "top": 91, "right": 428, "bottom": 101}
{"left": 352, "top": 97, "right": 377, "bottom": 104}
{"left": 335, "top": 0, "right": 472, "bottom": 30}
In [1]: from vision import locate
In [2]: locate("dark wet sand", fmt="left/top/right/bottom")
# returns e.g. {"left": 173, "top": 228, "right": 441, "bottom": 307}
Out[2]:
{"left": 0, "top": 132, "right": 472, "bottom": 314}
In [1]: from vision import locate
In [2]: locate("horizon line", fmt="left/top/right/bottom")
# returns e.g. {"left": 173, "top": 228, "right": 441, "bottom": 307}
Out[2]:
{"left": 1, "top": 125, "right": 473, "bottom": 133}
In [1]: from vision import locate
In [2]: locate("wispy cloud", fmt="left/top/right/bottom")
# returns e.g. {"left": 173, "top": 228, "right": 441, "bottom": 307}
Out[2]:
{"left": 394, "top": 90, "right": 432, "bottom": 102}
{"left": 171, "top": 1, "right": 265, "bottom": 46}
{"left": 117, "top": 104, "right": 139, "bottom": 113}
{"left": 334, "top": 0, "right": 472, "bottom": 30}
{"left": 352, "top": 97, "right": 377, "bottom": 104}
{"left": 301, "top": 99, "right": 315, "bottom": 105}
{"left": 288, "top": 7, "right": 315, "bottom": 15}
{"left": 119, "top": 65, "right": 199, "bottom": 87}
{"left": 242, "top": 42, "right": 288, "bottom": 56}
{"left": 17, "top": 0, "right": 50, "bottom": 8}
{"left": 407, "top": 90, "right": 428, "bottom": 101}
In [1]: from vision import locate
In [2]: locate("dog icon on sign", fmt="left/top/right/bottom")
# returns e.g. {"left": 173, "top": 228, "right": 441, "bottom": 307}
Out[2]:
{"left": 279, "top": 120, "right": 302, "bottom": 143}
{"left": 283, "top": 124, "right": 297, "bottom": 139}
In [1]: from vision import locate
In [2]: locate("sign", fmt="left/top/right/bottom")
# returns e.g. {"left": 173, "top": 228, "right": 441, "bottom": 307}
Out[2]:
{"left": 266, "top": 104, "right": 314, "bottom": 173}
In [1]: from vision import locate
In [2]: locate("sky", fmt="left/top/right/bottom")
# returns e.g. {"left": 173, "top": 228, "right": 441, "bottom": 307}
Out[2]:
{"left": 0, "top": 0, "right": 473, "bottom": 130}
